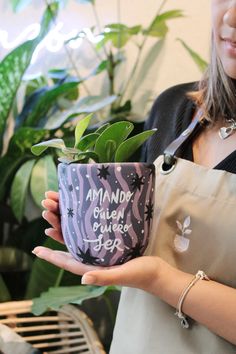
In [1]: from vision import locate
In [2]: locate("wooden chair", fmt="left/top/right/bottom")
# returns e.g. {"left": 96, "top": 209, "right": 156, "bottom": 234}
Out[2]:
{"left": 0, "top": 300, "right": 106, "bottom": 354}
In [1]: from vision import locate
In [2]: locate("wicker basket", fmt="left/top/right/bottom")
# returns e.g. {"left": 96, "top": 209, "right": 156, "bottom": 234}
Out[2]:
{"left": 0, "top": 300, "right": 106, "bottom": 354}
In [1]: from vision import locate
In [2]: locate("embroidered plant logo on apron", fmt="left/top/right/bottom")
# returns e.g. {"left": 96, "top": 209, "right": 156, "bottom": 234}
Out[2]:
{"left": 174, "top": 216, "right": 192, "bottom": 252}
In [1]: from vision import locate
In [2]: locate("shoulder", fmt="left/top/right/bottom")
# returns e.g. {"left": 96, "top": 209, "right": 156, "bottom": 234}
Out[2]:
{"left": 148, "top": 82, "right": 198, "bottom": 127}
{"left": 142, "top": 82, "right": 198, "bottom": 162}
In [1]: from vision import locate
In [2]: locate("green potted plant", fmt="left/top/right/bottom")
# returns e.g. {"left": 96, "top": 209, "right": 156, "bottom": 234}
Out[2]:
{"left": 32, "top": 114, "right": 156, "bottom": 266}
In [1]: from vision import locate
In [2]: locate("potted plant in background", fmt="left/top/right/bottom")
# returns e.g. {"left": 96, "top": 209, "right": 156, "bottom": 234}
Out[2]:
{"left": 31, "top": 114, "right": 157, "bottom": 266}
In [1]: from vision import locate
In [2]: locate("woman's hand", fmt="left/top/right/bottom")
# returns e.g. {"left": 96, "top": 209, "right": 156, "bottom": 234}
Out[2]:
{"left": 37, "top": 190, "right": 172, "bottom": 294}
{"left": 41, "top": 191, "right": 64, "bottom": 244}
{"left": 32, "top": 243, "right": 170, "bottom": 295}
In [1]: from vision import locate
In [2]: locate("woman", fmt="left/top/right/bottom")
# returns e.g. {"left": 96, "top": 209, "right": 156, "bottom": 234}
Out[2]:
{"left": 32, "top": 1, "right": 236, "bottom": 352}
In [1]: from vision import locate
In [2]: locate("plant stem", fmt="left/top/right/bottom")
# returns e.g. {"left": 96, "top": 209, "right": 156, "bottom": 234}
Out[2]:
{"left": 117, "top": 0, "right": 121, "bottom": 54}
{"left": 44, "top": 0, "right": 91, "bottom": 96}
{"left": 54, "top": 268, "right": 64, "bottom": 287}
{"left": 103, "top": 293, "right": 116, "bottom": 326}
{"left": 108, "top": 51, "right": 115, "bottom": 96}
{"left": 91, "top": 2, "right": 109, "bottom": 59}
{"left": 117, "top": 0, "right": 168, "bottom": 106}
{"left": 85, "top": 37, "right": 104, "bottom": 62}
{"left": 64, "top": 44, "right": 92, "bottom": 95}
{"left": 91, "top": 2, "right": 117, "bottom": 116}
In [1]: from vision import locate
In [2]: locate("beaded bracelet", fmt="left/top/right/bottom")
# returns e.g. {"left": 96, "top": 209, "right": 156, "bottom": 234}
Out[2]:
{"left": 175, "top": 270, "right": 210, "bottom": 329}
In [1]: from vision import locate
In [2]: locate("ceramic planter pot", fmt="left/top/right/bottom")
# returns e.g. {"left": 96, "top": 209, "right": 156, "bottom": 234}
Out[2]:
{"left": 58, "top": 162, "right": 155, "bottom": 266}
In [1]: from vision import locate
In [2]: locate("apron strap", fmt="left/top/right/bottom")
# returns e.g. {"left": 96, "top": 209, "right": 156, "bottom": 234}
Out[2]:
{"left": 163, "top": 109, "right": 207, "bottom": 167}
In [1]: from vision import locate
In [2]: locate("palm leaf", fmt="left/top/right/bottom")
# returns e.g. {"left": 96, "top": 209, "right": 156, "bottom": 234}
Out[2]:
{"left": 32, "top": 284, "right": 120, "bottom": 315}
{"left": 177, "top": 39, "right": 208, "bottom": 72}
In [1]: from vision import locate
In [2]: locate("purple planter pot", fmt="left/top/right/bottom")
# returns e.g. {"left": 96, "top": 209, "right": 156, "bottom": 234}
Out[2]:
{"left": 58, "top": 162, "right": 155, "bottom": 266}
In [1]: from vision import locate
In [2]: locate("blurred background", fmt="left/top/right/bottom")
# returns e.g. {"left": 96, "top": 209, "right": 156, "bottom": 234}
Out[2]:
{"left": 0, "top": 0, "right": 211, "bottom": 116}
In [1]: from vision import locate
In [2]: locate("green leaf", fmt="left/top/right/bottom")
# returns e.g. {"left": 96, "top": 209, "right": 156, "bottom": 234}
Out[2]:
{"left": 11, "top": 0, "right": 32, "bottom": 12}
{"left": 62, "top": 147, "right": 80, "bottom": 155}
{"left": 8, "top": 127, "right": 48, "bottom": 154}
{"left": 177, "top": 38, "right": 208, "bottom": 73}
{"left": 39, "top": 3, "right": 59, "bottom": 40}
{"left": 75, "top": 114, "right": 93, "bottom": 148}
{"left": 10, "top": 159, "right": 35, "bottom": 222}
{"left": 115, "top": 129, "right": 157, "bottom": 162}
{"left": 30, "top": 155, "right": 58, "bottom": 208}
{"left": 0, "top": 273, "right": 11, "bottom": 302}
{"left": 97, "top": 31, "right": 129, "bottom": 50}
{"left": 64, "top": 86, "right": 79, "bottom": 101}
{"left": 24, "top": 75, "right": 48, "bottom": 98}
{"left": 105, "top": 139, "right": 117, "bottom": 161}
{"left": 153, "top": 9, "right": 184, "bottom": 22}
{"left": 48, "top": 68, "right": 68, "bottom": 82}
{"left": 0, "top": 155, "right": 28, "bottom": 201}
{"left": 0, "top": 3, "right": 57, "bottom": 152}
{"left": 97, "top": 24, "right": 142, "bottom": 49}
{"left": 24, "top": 81, "right": 80, "bottom": 127}
{"left": 31, "top": 139, "right": 66, "bottom": 156}
{"left": 107, "top": 23, "right": 141, "bottom": 35}
{"left": 145, "top": 10, "right": 183, "bottom": 37}
{"left": 95, "top": 123, "right": 110, "bottom": 134}
{"left": 95, "top": 121, "right": 133, "bottom": 162}
{"left": 32, "top": 284, "right": 119, "bottom": 315}
{"left": 59, "top": 151, "right": 99, "bottom": 164}
{"left": 91, "top": 60, "right": 108, "bottom": 76}
{"left": 112, "top": 100, "right": 132, "bottom": 115}
{"left": 44, "top": 95, "right": 117, "bottom": 130}
{"left": 76, "top": 0, "right": 94, "bottom": 4}
{"left": 0, "top": 127, "right": 47, "bottom": 201}
{"left": 128, "top": 39, "right": 164, "bottom": 100}
{"left": 76, "top": 133, "right": 99, "bottom": 151}
{"left": 75, "top": 95, "right": 117, "bottom": 113}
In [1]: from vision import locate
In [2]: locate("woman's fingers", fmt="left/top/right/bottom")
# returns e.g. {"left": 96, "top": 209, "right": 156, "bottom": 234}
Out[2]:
{"left": 32, "top": 246, "right": 164, "bottom": 294}
{"left": 32, "top": 247, "right": 102, "bottom": 275}
{"left": 42, "top": 198, "right": 59, "bottom": 214}
{"left": 42, "top": 210, "right": 61, "bottom": 231}
{"left": 45, "top": 191, "right": 59, "bottom": 202}
{"left": 41, "top": 191, "right": 63, "bottom": 243}
{"left": 45, "top": 228, "right": 64, "bottom": 244}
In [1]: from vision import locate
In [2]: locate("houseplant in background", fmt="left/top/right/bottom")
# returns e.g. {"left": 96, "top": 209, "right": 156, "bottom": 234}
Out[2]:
{"left": 0, "top": 1, "right": 60, "bottom": 302}
{"left": 31, "top": 114, "right": 156, "bottom": 266}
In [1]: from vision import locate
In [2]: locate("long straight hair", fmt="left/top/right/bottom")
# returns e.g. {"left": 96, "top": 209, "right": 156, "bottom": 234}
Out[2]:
{"left": 189, "top": 34, "right": 236, "bottom": 124}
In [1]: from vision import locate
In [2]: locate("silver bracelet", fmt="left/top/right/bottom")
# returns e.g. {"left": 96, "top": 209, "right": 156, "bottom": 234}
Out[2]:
{"left": 175, "top": 270, "right": 210, "bottom": 329}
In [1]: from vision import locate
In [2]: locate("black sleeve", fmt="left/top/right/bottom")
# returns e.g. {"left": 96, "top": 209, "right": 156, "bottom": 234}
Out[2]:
{"left": 141, "top": 82, "right": 197, "bottom": 163}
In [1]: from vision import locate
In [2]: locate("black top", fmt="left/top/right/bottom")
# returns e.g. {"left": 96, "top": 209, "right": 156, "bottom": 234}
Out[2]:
{"left": 142, "top": 82, "right": 236, "bottom": 174}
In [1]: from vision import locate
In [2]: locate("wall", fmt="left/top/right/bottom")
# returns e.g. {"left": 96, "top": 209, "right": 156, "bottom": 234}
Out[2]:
{"left": 0, "top": 0, "right": 211, "bottom": 116}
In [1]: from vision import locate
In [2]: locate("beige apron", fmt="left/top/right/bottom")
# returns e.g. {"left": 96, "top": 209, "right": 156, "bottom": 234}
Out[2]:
{"left": 110, "top": 116, "right": 236, "bottom": 354}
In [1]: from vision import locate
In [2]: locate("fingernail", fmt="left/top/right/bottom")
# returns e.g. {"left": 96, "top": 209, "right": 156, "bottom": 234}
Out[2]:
{"left": 45, "top": 228, "right": 51, "bottom": 236}
{"left": 45, "top": 192, "right": 49, "bottom": 198}
{"left": 41, "top": 200, "right": 46, "bottom": 208}
{"left": 42, "top": 210, "right": 47, "bottom": 219}
{"left": 32, "top": 248, "right": 38, "bottom": 255}
{"left": 81, "top": 274, "right": 96, "bottom": 285}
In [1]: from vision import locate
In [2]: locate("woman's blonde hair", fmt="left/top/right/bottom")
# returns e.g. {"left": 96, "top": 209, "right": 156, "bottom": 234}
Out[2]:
{"left": 189, "top": 34, "right": 236, "bottom": 123}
